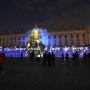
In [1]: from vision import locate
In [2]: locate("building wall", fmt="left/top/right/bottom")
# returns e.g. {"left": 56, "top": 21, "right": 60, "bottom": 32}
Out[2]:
{"left": 0, "top": 26, "right": 89, "bottom": 48}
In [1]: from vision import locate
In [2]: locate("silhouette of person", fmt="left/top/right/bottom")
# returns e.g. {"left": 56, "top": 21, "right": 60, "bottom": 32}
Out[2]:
{"left": 83, "top": 52, "right": 87, "bottom": 62}
{"left": 88, "top": 52, "right": 90, "bottom": 61}
{"left": 43, "top": 51, "right": 47, "bottom": 66}
{"left": 65, "top": 53, "right": 69, "bottom": 61}
{"left": 48, "top": 52, "right": 51, "bottom": 66}
{"left": 2, "top": 52, "right": 5, "bottom": 58}
{"left": 62, "top": 53, "right": 64, "bottom": 60}
{"left": 75, "top": 52, "right": 78, "bottom": 64}
{"left": 11, "top": 53, "right": 12, "bottom": 57}
{"left": 21, "top": 52, "right": 23, "bottom": 60}
{"left": 72, "top": 53, "right": 75, "bottom": 61}
{"left": 30, "top": 51, "right": 34, "bottom": 60}
{"left": 51, "top": 52, "right": 55, "bottom": 65}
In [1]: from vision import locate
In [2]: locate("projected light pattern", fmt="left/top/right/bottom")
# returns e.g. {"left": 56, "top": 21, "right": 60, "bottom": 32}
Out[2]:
{"left": 25, "top": 27, "right": 49, "bottom": 46}
{"left": 0, "top": 46, "right": 89, "bottom": 57}
{"left": 0, "top": 27, "right": 90, "bottom": 57}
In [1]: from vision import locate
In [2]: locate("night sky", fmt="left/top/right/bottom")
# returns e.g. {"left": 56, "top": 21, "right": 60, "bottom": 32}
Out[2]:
{"left": 0, "top": 0, "right": 90, "bottom": 32}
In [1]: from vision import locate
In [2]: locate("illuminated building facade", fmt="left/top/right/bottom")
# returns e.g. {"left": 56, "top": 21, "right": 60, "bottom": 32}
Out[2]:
{"left": 0, "top": 25, "right": 90, "bottom": 57}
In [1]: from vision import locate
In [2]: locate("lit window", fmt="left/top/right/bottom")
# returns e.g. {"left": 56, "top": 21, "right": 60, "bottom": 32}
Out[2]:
{"left": 82, "top": 39, "right": 86, "bottom": 45}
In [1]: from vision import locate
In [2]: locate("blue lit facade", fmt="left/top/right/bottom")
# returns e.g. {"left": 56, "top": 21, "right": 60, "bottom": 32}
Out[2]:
{"left": 0, "top": 25, "right": 90, "bottom": 57}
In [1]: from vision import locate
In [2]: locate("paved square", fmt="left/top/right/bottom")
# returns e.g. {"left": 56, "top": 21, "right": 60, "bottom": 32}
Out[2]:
{"left": 0, "top": 57, "right": 90, "bottom": 90}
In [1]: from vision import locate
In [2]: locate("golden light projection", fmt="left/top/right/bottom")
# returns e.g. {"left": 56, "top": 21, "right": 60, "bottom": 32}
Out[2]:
{"left": 26, "top": 28, "right": 41, "bottom": 51}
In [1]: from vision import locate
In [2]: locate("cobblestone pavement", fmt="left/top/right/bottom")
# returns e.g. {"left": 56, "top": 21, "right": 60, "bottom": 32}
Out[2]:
{"left": 0, "top": 57, "right": 90, "bottom": 90}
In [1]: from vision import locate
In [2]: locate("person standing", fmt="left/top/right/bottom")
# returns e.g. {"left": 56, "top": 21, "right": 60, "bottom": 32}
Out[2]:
{"left": 0, "top": 52, "right": 4, "bottom": 73}
{"left": 21, "top": 52, "right": 23, "bottom": 60}
{"left": 62, "top": 53, "right": 64, "bottom": 60}
{"left": 30, "top": 51, "right": 34, "bottom": 61}
{"left": 3, "top": 52, "right": 5, "bottom": 58}
{"left": 65, "top": 53, "right": 69, "bottom": 61}
{"left": 88, "top": 52, "right": 90, "bottom": 61}
{"left": 48, "top": 52, "right": 51, "bottom": 66}
{"left": 72, "top": 53, "right": 75, "bottom": 61}
{"left": 75, "top": 52, "right": 78, "bottom": 64}
{"left": 83, "top": 53, "right": 87, "bottom": 62}
{"left": 51, "top": 52, "right": 55, "bottom": 65}
{"left": 43, "top": 51, "right": 47, "bottom": 66}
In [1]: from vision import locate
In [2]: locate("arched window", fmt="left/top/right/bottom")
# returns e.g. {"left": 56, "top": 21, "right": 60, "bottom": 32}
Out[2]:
{"left": 3, "top": 42, "right": 5, "bottom": 47}
{"left": 59, "top": 40, "right": 62, "bottom": 46}
{"left": 76, "top": 34, "right": 79, "bottom": 38}
{"left": 48, "top": 35, "right": 51, "bottom": 39}
{"left": 23, "top": 42, "right": 25, "bottom": 47}
{"left": 82, "top": 39, "right": 86, "bottom": 45}
{"left": 65, "top": 35, "right": 67, "bottom": 38}
{"left": 53, "top": 40, "right": 56, "bottom": 46}
{"left": 3, "top": 38, "right": 5, "bottom": 41}
{"left": 70, "top": 40, "right": 74, "bottom": 45}
{"left": 10, "top": 43, "right": 12, "bottom": 47}
{"left": 54, "top": 35, "right": 56, "bottom": 39}
{"left": 19, "top": 37, "right": 20, "bottom": 40}
{"left": 65, "top": 40, "right": 68, "bottom": 46}
{"left": 70, "top": 34, "right": 73, "bottom": 38}
{"left": 48, "top": 43, "right": 51, "bottom": 46}
{"left": 82, "top": 33, "right": 85, "bottom": 37}
{"left": 76, "top": 39, "right": 80, "bottom": 46}
{"left": 14, "top": 37, "right": 16, "bottom": 40}
{"left": 59, "top": 35, "right": 61, "bottom": 38}
{"left": 54, "top": 43, "right": 56, "bottom": 47}
{"left": 6, "top": 38, "right": 8, "bottom": 41}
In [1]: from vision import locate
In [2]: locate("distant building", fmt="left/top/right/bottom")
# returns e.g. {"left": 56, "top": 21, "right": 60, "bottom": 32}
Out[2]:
{"left": 0, "top": 25, "right": 90, "bottom": 48}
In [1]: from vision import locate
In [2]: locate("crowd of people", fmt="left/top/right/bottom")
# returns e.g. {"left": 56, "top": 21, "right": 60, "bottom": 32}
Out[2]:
{"left": 27, "top": 51, "right": 90, "bottom": 66}
{"left": 43, "top": 51, "right": 55, "bottom": 66}
{"left": 61, "top": 52, "right": 90, "bottom": 64}
{"left": 29, "top": 51, "right": 55, "bottom": 66}
{"left": 83, "top": 52, "right": 90, "bottom": 62}
{"left": 1, "top": 50, "right": 90, "bottom": 73}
